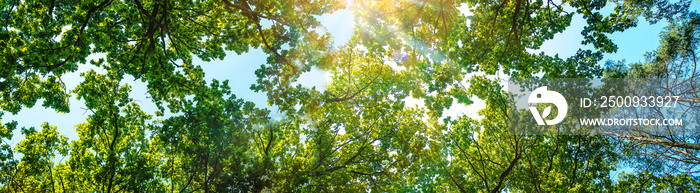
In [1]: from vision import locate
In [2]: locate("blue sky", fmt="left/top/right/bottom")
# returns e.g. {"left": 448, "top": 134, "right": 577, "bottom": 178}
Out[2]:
{"left": 4, "top": 1, "right": 699, "bottom": 162}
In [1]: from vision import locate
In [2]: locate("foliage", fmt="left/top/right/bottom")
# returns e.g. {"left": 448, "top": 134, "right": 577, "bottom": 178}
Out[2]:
{"left": 0, "top": 0, "right": 697, "bottom": 192}
{"left": 602, "top": 12, "right": 700, "bottom": 176}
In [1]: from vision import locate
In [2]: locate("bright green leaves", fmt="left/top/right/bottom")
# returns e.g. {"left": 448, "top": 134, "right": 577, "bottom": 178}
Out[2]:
{"left": 614, "top": 171, "right": 700, "bottom": 192}
{"left": 0, "top": 119, "right": 16, "bottom": 142}
{"left": 40, "top": 75, "right": 71, "bottom": 113}
{"left": 239, "top": 0, "right": 342, "bottom": 113}
{"left": 459, "top": 0, "right": 574, "bottom": 76}
{"left": 649, "top": 12, "right": 699, "bottom": 76}
{"left": 354, "top": 0, "right": 463, "bottom": 56}
{"left": 7, "top": 0, "right": 84, "bottom": 74}
{"left": 2, "top": 123, "right": 69, "bottom": 192}
{"left": 1, "top": 0, "right": 86, "bottom": 115}
{"left": 572, "top": 0, "right": 631, "bottom": 53}
{"left": 17, "top": 123, "right": 70, "bottom": 164}
{"left": 2, "top": 0, "right": 343, "bottom": 119}
{"left": 453, "top": 0, "right": 689, "bottom": 78}
{"left": 444, "top": 112, "right": 518, "bottom": 192}
{"left": 74, "top": 70, "right": 130, "bottom": 110}
{"left": 449, "top": 86, "right": 473, "bottom": 105}
{"left": 0, "top": 120, "right": 18, "bottom": 189}
{"left": 0, "top": 73, "right": 41, "bottom": 114}
{"left": 538, "top": 50, "right": 604, "bottom": 78}
{"left": 444, "top": 75, "right": 620, "bottom": 192}
{"left": 0, "top": 0, "right": 696, "bottom": 192}
{"left": 246, "top": 45, "right": 444, "bottom": 191}
{"left": 0, "top": 73, "right": 70, "bottom": 114}
{"left": 64, "top": 68, "right": 160, "bottom": 192}
{"left": 149, "top": 74, "right": 272, "bottom": 192}
{"left": 571, "top": 0, "right": 690, "bottom": 53}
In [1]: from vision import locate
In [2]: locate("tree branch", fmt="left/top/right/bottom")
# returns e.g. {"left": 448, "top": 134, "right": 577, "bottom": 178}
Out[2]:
{"left": 602, "top": 131, "right": 700, "bottom": 150}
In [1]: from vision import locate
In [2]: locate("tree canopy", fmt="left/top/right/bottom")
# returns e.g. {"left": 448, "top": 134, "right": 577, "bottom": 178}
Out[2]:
{"left": 0, "top": 0, "right": 698, "bottom": 192}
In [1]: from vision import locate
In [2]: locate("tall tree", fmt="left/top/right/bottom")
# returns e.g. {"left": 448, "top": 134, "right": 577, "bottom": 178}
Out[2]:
{"left": 602, "top": 12, "right": 700, "bottom": 174}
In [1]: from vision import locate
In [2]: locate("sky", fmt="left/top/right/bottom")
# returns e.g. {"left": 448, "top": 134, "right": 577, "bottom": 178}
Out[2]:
{"left": 4, "top": 1, "right": 699, "bottom": 163}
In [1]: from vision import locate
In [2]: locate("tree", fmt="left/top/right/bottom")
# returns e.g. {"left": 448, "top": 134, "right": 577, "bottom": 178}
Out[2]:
{"left": 0, "top": 0, "right": 697, "bottom": 192}
{"left": 601, "top": 13, "right": 700, "bottom": 175}
{"left": 0, "top": 122, "right": 69, "bottom": 192}
{"left": 613, "top": 171, "right": 700, "bottom": 192}
{"left": 2, "top": 0, "right": 342, "bottom": 191}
